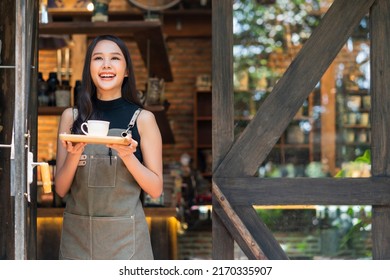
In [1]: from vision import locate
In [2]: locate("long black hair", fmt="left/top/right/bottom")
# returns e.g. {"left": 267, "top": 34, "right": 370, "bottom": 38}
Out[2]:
{"left": 72, "top": 35, "right": 143, "bottom": 134}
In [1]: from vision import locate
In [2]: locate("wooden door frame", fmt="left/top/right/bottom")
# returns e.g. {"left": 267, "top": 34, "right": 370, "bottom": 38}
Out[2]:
{"left": 0, "top": 0, "right": 17, "bottom": 260}
{"left": 212, "top": 0, "right": 390, "bottom": 259}
{"left": 0, "top": 0, "right": 38, "bottom": 260}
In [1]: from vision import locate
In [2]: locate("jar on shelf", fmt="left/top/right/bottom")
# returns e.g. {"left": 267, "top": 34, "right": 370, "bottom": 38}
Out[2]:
{"left": 55, "top": 80, "right": 71, "bottom": 107}
{"left": 47, "top": 72, "right": 59, "bottom": 106}
{"left": 73, "top": 80, "right": 82, "bottom": 106}
{"left": 37, "top": 72, "right": 49, "bottom": 106}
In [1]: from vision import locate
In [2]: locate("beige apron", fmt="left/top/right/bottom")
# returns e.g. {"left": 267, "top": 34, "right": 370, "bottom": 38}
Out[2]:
{"left": 59, "top": 125, "right": 153, "bottom": 260}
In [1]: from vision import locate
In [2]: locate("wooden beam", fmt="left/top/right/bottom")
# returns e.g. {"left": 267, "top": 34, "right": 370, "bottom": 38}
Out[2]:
{"left": 133, "top": 27, "right": 173, "bottom": 82}
{"left": 213, "top": 184, "right": 267, "bottom": 260}
{"left": 214, "top": 183, "right": 288, "bottom": 259}
{"left": 234, "top": 206, "right": 288, "bottom": 260}
{"left": 370, "top": 0, "right": 390, "bottom": 260}
{"left": 216, "top": 177, "right": 390, "bottom": 206}
{"left": 215, "top": 0, "right": 376, "bottom": 178}
{"left": 43, "top": 9, "right": 212, "bottom": 38}
{"left": 39, "top": 21, "right": 161, "bottom": 35}
{"left": 213, "top": 205, "right": 267, "bottom": 260}
{"left": 212, "top": 0, "right": 235, "bottom": 259}
{"left": 372, "top": 206, "right": 390, "bottom": 259}
{"left": 212, "top": 201, "right": 240, "bottom": 259}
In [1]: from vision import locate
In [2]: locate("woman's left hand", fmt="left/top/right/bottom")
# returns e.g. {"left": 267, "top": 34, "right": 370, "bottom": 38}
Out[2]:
{"left": 107, "top": 136, "right": 138, "bottom": 159}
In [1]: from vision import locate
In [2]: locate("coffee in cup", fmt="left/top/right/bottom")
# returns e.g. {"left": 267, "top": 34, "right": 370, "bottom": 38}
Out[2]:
{"left": 81, "top": 120, "right": 110, "bottom": 136}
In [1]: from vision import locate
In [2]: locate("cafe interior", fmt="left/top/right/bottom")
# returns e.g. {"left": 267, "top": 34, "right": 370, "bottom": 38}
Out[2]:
{"left": 1, "top": 0, "right": 374, "bottom": 259}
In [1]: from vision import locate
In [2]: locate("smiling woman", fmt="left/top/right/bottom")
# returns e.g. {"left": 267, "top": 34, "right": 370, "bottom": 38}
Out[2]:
{"left": 55, "top": 35, "right": 163, "bottom": 260}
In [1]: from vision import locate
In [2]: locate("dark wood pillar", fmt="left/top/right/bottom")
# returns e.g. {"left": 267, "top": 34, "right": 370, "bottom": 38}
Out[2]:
{"left": 0, "top": 0, "right": 16, "bottom": 260}
{"left": 212, "top": 0, "right": 235, "bottom": 259}
{"left": 370, "top": 0, "right": 390, "bottom": 259}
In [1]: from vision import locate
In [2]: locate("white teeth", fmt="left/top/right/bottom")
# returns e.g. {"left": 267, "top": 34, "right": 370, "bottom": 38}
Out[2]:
{"left": 100, "top": 74, "right": 115, "bottom": 78}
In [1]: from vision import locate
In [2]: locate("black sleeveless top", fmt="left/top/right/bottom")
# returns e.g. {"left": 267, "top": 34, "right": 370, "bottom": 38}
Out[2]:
{"left": 92, "top": 96, "right": 143, "bottom": 163}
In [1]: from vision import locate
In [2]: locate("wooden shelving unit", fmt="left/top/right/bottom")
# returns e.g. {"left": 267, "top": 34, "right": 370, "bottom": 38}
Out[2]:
{"left": 193, "top": 89, "right": 212, "bottom": 176}
{"left": 193, "top": 88, "right": 320, "bottom": 177}
{"left": 234, "top": 89, "right": 318, "bottom": 166}
{"left": 336, "top": 88, "right": 371, "bottom": 164}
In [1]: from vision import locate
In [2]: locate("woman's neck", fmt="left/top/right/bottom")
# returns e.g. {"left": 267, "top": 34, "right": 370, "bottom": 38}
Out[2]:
{"left": 96, "top": 90, "right": 121, "bottom": 101}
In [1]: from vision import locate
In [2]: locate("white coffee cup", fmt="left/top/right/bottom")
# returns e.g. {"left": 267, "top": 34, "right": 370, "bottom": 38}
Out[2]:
{"left": 81, "top": 120, "right": 110, "bottom": 136}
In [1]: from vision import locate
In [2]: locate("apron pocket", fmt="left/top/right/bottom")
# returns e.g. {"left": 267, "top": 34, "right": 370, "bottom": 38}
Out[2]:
{"left": 60, "top": 212, "right": 92, "bottom": 260}
{"left": 88, "top": 155, "right": 117, "bottom": 188}
{"left": 91, "top": 216, "right": 135, "bottom": 260}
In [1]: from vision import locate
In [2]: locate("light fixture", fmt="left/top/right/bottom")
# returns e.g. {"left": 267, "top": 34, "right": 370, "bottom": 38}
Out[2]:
{"left": 87, "top": 2, "right": 94, "bottom": 11}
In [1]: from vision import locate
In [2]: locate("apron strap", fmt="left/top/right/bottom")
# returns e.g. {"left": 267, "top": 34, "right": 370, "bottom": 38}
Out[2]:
{"left": 122, "top": 108, "right": 142, "bottom": 137}
{"left": 128, "top": 108, "right": 142, "bottom": 129}
{"left": 72, "top": 107, "right": 78, "bottom": 121}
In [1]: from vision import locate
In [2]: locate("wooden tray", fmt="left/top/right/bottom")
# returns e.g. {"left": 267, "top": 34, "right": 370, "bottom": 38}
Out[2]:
{"left": 59, "top": 134, "right": 130, "bottom": 145}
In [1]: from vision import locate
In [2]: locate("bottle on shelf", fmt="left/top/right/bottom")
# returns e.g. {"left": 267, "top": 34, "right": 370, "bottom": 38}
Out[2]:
{"left": 55, "top": 79, "right": 71, "bottom": 107}
{"left": 47, "top": 72, "right": 59, "bottom": 107}
{"left": 37, "top": 72, "right": 49, "bottom": 107}
{"left": 73, "top": 80, "right": 82, "bottom": 107}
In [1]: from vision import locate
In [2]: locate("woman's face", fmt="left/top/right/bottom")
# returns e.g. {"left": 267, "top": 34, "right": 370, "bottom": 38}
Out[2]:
{"left": 90, "top": 40, "right": 127, "bottom": 99}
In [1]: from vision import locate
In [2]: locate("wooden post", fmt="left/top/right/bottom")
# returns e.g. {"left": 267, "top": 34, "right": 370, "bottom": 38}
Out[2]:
{"left": 212, "top": 0, "right": 235, "bottom": 259}
{"left": 0, "top": 0, "right": 16, "bottom": 260}
{"left": 370, "top": 0, "right": 390, "bottom": 259}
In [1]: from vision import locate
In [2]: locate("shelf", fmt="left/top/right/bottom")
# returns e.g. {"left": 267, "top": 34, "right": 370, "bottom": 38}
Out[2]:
{"left": 344, "top": 109, "right": 371, "bottom": 113}
{"left": 197, "top": 116, "right": 212, "bottom": 121}
{"left": 343, "top": 142, "right": 370, "bottom": 146}
{"left": 39, "top": 20, "right": 173, "bottom": 82}
{"left": 201, "top": 172, "right": 212, "bottom": 177}
{"left": 38, "top": 106, "right": 67, "bottom": 115}
{"left": 196, "top": 89, "right": 211, "bottom": 93}
{"left": 235, "top": 116, "right": 253, "bottom": 121}
{"left": 194, "top": 90, "right": 212, "bottom": 177}
{"left": 275, "top": 144, "right": 310, "bottom": 149}
{"left": 343, "top": 124, "right": 371, "bottom": 129}
{"left": 197, "top": 144, "right": 212, "bottom": 148}
{"left": 345, "top": 89, "right": 369, "bottom": 95}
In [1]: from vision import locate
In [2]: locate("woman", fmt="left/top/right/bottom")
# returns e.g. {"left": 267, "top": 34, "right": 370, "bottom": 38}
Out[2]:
{"left": 55, "top": 35, "right": 163, "bottom": 260}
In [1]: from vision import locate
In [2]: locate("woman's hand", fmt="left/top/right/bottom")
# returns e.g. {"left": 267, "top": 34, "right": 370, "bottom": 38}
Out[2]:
{"left": 107, "top": 136, "right": 138, "bottom": 159}
{"left": 61, "top": 140, "right": 87, "bottom": 155}
{"left": 55, "top": 108, "right": 88, "bottom": 198}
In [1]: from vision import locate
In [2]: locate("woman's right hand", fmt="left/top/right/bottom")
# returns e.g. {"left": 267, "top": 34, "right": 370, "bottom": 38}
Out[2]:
{"left": 61, "top": 140, "right": 87, "bottom": 155}
{"left": 55, "top": 108, "right": 87, "bottom": 197}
